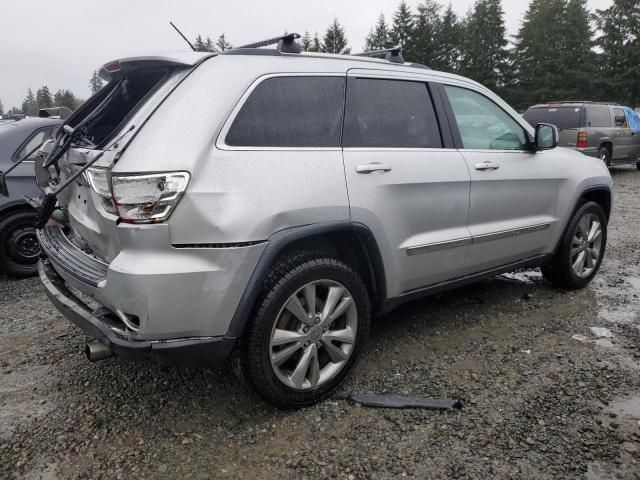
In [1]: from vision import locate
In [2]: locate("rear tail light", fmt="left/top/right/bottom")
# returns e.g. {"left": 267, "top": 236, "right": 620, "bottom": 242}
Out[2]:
{"left": 577, "top": 130, "right": 588, "bottom": 148}
{"left": 87, "top": 169, "right": 190, "bottom": 224}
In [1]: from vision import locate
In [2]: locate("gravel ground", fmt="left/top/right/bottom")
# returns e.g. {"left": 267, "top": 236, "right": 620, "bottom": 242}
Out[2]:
{"left": 1, "top": 167, "right": 640, "bottom": 480}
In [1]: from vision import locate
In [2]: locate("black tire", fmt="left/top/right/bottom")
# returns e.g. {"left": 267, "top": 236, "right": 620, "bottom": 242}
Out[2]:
{"left": 636, "top": 161, "right": 640, "bottom": 170}
{"left": 237, "top": 252, "right": 370, "bottom": 408}
{"left": 542, "top": 201, "right": 607, "bottom": 289}
{"left": 598, "top": 146, "right": 611, "bottom": 166}
{"left": 0, "top": 210, "right": 40, "bottom": 278}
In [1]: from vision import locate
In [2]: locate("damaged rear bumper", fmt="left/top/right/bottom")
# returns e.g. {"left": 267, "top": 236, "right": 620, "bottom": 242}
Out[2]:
{"left": 38, "top": 259, "right": 235, "bottom": 368}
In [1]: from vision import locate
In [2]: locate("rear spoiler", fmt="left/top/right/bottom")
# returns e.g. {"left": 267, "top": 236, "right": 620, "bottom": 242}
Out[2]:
{"left": 98, "top": 53, "right": 215, "bottom": 82}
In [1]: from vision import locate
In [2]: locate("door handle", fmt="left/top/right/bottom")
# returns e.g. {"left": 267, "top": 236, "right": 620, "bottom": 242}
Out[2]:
{"left": 474, "top": 161, "right": 500, "bottom": 171}
{"left": 356, "top": 163, "right": 392, "bottom": 174}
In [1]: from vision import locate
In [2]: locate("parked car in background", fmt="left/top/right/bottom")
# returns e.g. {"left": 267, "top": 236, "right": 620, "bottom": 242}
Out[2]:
{"left": 35, "top": 40, "right": 612, "bottom": 407}
{"left": 523, "top": 101, "right": 640, "bottom": 169}
{"left": 0, "top": 116, "right": 61, "bottom": 277}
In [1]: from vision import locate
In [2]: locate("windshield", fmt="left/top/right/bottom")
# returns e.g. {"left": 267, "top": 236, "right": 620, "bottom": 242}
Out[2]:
{"left": 523, "top": 106, "right": 582, "bottom": 130}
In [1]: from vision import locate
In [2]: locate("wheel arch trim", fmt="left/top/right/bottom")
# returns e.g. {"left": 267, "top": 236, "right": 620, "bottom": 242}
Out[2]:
{"left": 225, "top": 221, "right": 386, "bottom": 339}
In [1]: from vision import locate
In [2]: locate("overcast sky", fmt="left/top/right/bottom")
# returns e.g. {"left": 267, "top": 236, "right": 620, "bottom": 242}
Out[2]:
{"left": 0, "top": 0, "right": 612, "bottom": 109}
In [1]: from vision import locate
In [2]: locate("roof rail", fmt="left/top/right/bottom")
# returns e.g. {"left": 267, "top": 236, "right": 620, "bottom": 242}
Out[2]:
{"left": 238, "top": 33, "right": 301, "bottom": 54}
{"left": 354, "top": 46, "right": 404, "bottom": 64}
{"left": 545, "top": 100, "right": 621, "bottom": 106}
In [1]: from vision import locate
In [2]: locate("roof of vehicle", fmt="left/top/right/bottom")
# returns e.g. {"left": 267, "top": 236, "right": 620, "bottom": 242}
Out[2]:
{"left": 0, "top": 117, "right": 61, "bottom": 159}
{"left": 103, "top": 48, "right": 484, "bottom": 93}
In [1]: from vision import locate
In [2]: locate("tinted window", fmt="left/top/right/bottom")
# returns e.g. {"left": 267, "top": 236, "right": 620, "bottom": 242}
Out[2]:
{"left": 523, "top": 106, "right": 582, "bottom": 129}
{"left": 226, "top": 76, "right": 345, "bottom": 147}
{"left": 586, "top": 105, "right": 612, "bottom": 128}
{"left": 14, "top": 127, "right": 54, "bottom": 161}
{"left": 342, "top": 78, "right": 441, "bottom": 148}
{"left": 445, "top": 86, "right": 528, "bottom": 150}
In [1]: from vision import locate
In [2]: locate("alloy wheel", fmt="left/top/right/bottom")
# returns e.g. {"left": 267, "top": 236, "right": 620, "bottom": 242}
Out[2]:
{"left": 269, "top": 280, "right": 358, "bottom": 390}
{"left": 570, "top": 213, "right": 603, "bottom": 279}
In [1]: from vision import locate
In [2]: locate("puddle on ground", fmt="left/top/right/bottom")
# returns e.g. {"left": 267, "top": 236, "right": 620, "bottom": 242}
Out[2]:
{"left": 599, "top": 307, "right": 639, "bottom": 324}
{"left": 608, "top": 394, "right": 640, "bottom": 419}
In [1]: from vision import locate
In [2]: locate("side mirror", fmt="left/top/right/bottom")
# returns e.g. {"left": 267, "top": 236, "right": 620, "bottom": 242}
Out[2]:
{"left": 534, "top": 123, "right": 558, "bottom": 151}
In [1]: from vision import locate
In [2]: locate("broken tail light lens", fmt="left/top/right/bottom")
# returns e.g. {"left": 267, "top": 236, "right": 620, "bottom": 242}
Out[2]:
{"left": 111, "top": 172, "right": 190, "bottom": 224}
{"left": 86, "top": 167, "right": 117, "bottom": 215}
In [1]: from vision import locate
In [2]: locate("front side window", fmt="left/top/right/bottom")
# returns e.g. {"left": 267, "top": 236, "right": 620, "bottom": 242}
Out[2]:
{"left": 613, "top": 107, "right": 628, "bottom": 128}
{"left": 343, "top": 78, "right": 442, "bottom": 148}
{"left": 444, "top": 85, "right": 528, "bottom": 150}
{"left": 226, "top": 76, "right": 345, "bottom": 147}
{"left": 586, "top": 105, "right": 612, "bottom": 128}
{"left": 14, "top": 127, "right": 54, "bottom": 161}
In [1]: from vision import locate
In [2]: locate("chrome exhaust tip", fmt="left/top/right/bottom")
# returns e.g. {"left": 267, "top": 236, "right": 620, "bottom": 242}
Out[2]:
{"left": 85, "top": 339, "right": 113, "bottom": 362}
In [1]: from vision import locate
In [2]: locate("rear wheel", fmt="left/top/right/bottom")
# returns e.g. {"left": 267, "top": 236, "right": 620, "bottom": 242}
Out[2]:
{"left": 238, "top": 253, "right": 370, "bottom": 408}
{"left": 598, "top": 146, "right": 611, "bottom": 166}
{"left": 0, "top": 210, "right": 40, "bottom": 278}
{"left": 542, "top": 201, "right": 607, "bottom": 289}
{"left": 636, "top": 161, "right": 640, "bottom": 170}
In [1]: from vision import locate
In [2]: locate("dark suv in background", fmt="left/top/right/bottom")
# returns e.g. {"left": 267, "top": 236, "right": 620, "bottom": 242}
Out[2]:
{"left": 523, "top": 101, "right": 640, "bottom": 168}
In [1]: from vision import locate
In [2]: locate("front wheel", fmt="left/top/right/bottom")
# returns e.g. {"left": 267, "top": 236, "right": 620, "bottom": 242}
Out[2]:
{"left": 542, "top": 201, "right": 607, "bottom": 289}
{"left": 238, "top": 253, "right": 370, "bottom": 408}
{"left": 0, "top": 211, "right": 40, "bottom": 278}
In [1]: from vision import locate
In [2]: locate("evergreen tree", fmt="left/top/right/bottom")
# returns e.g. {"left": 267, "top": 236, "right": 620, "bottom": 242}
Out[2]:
{"left": 389, "top": 1, "right": 415, "bottom": 51}
{"left": 22, "top": 88, "right": 38, "bottom": 116}
{"left": 309, "top": 32, "right": 323, "bottom": 52}
{"left": 193, "top": 34, "right": 206, "bottom": 51}
{"left": 0, "top": 98, "right": 4, "bottom": 115}
{"left": 89, "top": 70, "right": 104, "bottom": 95}
{"left": 406, "top": 1, "right": 441, "bottom": 66}
{"left": 459, "top": 0, "right": 509, "bottom": 92}
{"left": 216, "top": 34, "right": 232, "bottom": 51}
{"left": 301, "top": 31, "right": 313, "bottom": 52}
{"left": 364, "top": 14, "right": 391, "bottom": 51}
{"left": 204, "top": 36, "right": 215, "bottom": 52}
{"left": 53, "top": 89, "right": 79, "bottom": 110}
{"left": 322, "top": 18, "right": 350, "bottom": 54}
{"left": 36, "top": 86, "right": 53, "bottom": 109}
{"left": 562, "top": 0, "right": 596, "bottom": 99}
{"left": 433, "top": 3, "right": 462, "bottom": 72}
{"left": 595, "top": 0, "right": 640, "bottom": 106}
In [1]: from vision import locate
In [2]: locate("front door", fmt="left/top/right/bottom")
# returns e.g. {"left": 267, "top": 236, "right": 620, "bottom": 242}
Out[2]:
{"left": 342, "top": 72, "right": 471, "bottom": 296}
{"left": 441, "top": 84, "right": 564, "bottom": 272}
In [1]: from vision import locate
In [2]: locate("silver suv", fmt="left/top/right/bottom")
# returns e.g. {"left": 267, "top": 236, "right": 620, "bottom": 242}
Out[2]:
{"left": 34, "top": 37, "right": 613, "bottom": 407}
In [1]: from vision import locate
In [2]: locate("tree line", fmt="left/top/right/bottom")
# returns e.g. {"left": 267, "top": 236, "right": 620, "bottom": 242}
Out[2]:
{"left": 195, "top": 0, "right": 638, "bottom": 110}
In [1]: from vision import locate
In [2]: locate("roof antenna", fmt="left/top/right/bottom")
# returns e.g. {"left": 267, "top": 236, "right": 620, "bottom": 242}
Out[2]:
{"left": 170, "top": 21, "right": 196, "bottom": 51}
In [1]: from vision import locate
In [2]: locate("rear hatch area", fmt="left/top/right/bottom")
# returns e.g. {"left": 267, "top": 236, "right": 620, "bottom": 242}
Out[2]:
{"left": 38, "top": 54, "right": 211, "bottom": 266}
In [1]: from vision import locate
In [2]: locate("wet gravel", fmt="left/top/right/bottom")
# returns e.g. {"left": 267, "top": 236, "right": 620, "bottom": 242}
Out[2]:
{"left": 1, "top": 167, "right": 640, "bottom": 479}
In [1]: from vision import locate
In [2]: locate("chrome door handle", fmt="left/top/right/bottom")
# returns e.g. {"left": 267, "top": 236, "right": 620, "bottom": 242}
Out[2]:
{"left": 356, "top": 163, "right": 392, "bottom": 174}
{"left": 474, "top": 161, "right": 500, "bottom": 171}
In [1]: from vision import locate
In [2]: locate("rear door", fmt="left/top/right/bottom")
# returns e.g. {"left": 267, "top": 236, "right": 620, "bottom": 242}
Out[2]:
{"left": 342, "top": 70, "right": 471, "bottom": 296}
{"left": 611, "top": 106, "right": 635, "bottom": 162}
{"left": 441, "top": 83, "right": 562, "bottom": 272}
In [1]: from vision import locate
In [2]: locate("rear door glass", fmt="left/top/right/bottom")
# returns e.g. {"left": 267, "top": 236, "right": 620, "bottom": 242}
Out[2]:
{"left": 586, "top": 105, "right": 612, "bottom": 128}
{"left": 226, "top": 76, "right": 345, "bottom": 147}
{"left": 523, "top": 107, "right": 582, "bottom": 129}
{"left": 342, "top": 78, "right": 442, "bottom": 148}
{"left": 613, "top": 107, "right": 628, "bottom": 127}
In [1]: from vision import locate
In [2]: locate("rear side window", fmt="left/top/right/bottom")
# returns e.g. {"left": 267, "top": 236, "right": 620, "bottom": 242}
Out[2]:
{"left": 14, "top": 127, "right": 54, "bottom": 161}
{"left": 586, "top": 105, "right": 612, "bottom": 128}
{"left": 226, "top": 76, "right": 345, "bottom": 147}
{"left": 342, "top": 78, "right": 442, "bottom": 148}
{"left": 523, "top": 106, "right": 582, "bottom": 129}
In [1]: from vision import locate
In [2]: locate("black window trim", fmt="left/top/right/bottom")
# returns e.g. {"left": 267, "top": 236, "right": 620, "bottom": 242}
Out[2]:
{"left": 342, "top": 73, "right": 448, "bottom": 151}
{"left": 11, "top": 125, "right": 57, "bottom": 163}
{"left": 437, "top": 82, "right": 536, "bottom": 153}
{"left": 217, "top": 72, "right": 347, "bottom": 151}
